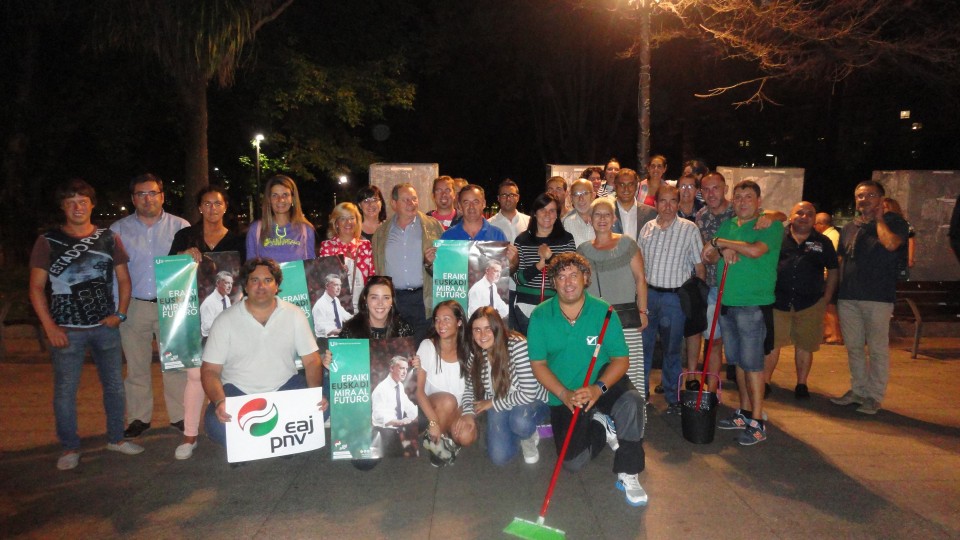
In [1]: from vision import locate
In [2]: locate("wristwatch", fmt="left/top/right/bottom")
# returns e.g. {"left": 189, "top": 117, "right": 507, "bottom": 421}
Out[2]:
{"left": 114, "top": 311, "right": 127, "bottom": 322}
{"left": 710, "top": 236, "right": 720, "bottom": 249}
{"left": 596, "top": 381, "right": 609, "bottom": 394}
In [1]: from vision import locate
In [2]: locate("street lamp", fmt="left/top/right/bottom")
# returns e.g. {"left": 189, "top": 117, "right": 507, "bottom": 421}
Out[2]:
{"left": 250, "top": 133, "right": 265, "bottom": 220}
{"left": 334, "top": 174, "right": 349, "bottom": 206}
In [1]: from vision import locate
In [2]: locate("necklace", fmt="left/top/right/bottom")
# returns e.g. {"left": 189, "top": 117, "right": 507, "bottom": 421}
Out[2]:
{"left": 560, "top": 301, "right": 585, "bottom": 326}
{"left": 275, "top": 223, "right": 288, "bottom": 238}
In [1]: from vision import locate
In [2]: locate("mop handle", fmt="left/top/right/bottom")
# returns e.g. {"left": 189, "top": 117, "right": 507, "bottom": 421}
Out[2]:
{"left": 697, "top": 263, "right": 729, "bottom": 409}
{"left": 538, "top": 306, "right": 614, "bottom": 520}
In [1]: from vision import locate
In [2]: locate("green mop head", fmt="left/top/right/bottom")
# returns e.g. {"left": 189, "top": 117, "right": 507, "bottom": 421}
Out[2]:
{"left": 504, "top": 516, "right": 565, "bottom": 540}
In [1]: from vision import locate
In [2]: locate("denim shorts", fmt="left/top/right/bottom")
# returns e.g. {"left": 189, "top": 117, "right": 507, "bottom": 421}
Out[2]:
{"left": 718, "top": 305, "right": 767, "bottom": 372}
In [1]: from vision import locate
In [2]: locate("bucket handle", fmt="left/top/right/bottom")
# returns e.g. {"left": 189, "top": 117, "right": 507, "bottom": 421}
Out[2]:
{"left": 677, "top": 371, "right": 722, "bottom": 403}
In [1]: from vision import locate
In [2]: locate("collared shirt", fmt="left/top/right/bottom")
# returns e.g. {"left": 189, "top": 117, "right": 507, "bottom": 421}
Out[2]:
{"left": 110, "top": 210, "right": 189, "bottom": 300}
{"left": 467, "top": 277, "right": 509, "bottom": 319}
{"left": 384, "top": 215, "right": 424, "bottom": 289}
{"left": 774, "top": 228, "right": 838, "bottom": 311}
{"left": 695, "top": 205, "right": 735, "bottom": 287}
{"left": 441, "top": 219, "right": 508, "bottom": 241}
{"left": 562, "top": 212, "right": 596, "bottom": 248}
{"left": 637, "top": 217, "right": 704, "bottom": 289}
{"left": 838, "top": 213, "right": 909, "bottom": 303}
{"left": 370, "top": 377, "right": 418, "bottom": 428}
{"left": 199, "top": 290, "right": 231, "bottom": 337}
{"left": 488, "top": 211, "right": 530, "bottom": 243}
{"left": 311, "top": 291, "right": 354, "bottom": 337}
{"left": 616, "top": 200, "right": 639, "bottom": 241}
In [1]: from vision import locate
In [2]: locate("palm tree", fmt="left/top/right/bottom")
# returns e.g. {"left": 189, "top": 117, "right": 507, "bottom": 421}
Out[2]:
{"left": 95, "top": 0, "right": 294, "bottom": 220}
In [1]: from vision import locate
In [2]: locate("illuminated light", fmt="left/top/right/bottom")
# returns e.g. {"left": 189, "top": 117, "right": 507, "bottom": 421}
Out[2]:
{"left": 900, "top": 110, "right": 910, "bottom": 119}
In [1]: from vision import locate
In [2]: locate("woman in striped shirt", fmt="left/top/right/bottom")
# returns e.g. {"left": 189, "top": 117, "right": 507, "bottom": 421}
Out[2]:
{"left": 512, "top": 192, "right": 577, "bottom": 333}
{"left": 456, "top": 307, "right": 548, "bottom": 465}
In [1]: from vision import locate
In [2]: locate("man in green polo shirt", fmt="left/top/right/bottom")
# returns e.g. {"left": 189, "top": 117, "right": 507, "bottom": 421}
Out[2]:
{"left": 528, "top": 252, "right": 648, "bottom": 507}
{"left": 704, "top": 180, "right": 783, "bottom": 446}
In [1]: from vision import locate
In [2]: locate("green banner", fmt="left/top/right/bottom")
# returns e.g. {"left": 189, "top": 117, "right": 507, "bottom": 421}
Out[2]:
{"left": 328, "top": 339, "right": 373, "bottom": 460}
{"left": 432, "top": 239, "right": 471, "bottom": 311}
{"left": 154, "top": 255, "right": 201, "bottom": 371}
{"left": 279, "top": 260, "right": 313, "bottom": 329}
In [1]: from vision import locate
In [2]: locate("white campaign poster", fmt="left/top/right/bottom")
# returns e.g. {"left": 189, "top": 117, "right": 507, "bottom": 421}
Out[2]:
{"left": 225, "top": 387, "right": 326, "bottom": 463}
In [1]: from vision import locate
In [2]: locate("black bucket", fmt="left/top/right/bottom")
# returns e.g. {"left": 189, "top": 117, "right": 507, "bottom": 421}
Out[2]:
{"left": 680, "top": 389, "right": 719, "bottom": 444}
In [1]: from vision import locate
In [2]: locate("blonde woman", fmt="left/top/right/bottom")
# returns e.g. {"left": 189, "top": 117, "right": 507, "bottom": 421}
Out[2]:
{"left": 319, "top": 202, "right": 375, "bottom": 311}
{"left": 245, "top": 175, "right": 316, "bottom": 262}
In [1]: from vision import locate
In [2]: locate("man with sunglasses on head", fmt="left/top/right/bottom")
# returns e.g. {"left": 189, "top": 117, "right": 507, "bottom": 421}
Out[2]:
{"left": 110, "top": 173, "right": 190, "bottom": 440}
{"left": 426, "top": 176, "right": 461, "bottom": 230}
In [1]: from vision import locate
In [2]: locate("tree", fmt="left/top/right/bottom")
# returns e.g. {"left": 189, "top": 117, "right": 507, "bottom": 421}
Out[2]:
{"left": 94, "top": 0, "right": 295, "bottom": 220}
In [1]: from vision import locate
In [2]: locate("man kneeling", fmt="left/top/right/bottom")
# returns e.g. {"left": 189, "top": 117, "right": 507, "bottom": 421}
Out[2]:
{"left": 527, "top": 253, "right": 648, "bottom": 507}
{"left": 201, "top": 257, "right": 326, "bottom": 452}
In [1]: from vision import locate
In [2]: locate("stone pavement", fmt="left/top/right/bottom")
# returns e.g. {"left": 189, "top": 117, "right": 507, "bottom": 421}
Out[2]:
{"left": 1, "top": 336, "right": 959, "bottom": 539}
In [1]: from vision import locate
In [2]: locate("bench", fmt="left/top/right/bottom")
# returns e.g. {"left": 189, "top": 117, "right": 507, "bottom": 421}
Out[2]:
{"left": 0, "top": 301, "right": 47, "bottom": 360}
{"left": 893, "top": 281, "right": 960, "bottom": 358}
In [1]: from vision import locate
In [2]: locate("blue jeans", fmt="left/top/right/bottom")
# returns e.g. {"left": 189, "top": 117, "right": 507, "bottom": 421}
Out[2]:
{"left": 51, "top": 325, "right": 126, "bottom": 450}
{"left": 485, "top": 401, "right": 548, "bottom": 466}
{"left": 204, "top": 374, "right": 307, "bottom": 446}
{"left": 719, "top": 306, "right": 766, "bottom": 372}
{"left": 642, "top": 290, "right": 685, "bottom": 404}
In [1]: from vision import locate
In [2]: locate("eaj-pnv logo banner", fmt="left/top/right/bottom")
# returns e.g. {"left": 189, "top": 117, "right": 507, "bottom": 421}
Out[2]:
{"left": 225, "top": 387, "right": 326, "bottom": 463}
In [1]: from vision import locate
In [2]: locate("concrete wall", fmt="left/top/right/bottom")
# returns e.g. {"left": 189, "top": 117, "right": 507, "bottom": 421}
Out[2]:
{"left": 715, "top": 167, "right": 806, "bottom": 216}
{"left": 872, "top": 170, "right": 960, "bottom": 281}
{"left": 369, "top": 163, "right": 439, "bottom": 221}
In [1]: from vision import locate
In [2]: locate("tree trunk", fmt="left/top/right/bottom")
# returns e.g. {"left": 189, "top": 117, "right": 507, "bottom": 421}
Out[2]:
{"left": 177, "top": 72, "right": 209, "bottom": 223}
{"left": 637, "top": 3, "right": 651, "bottom": 170}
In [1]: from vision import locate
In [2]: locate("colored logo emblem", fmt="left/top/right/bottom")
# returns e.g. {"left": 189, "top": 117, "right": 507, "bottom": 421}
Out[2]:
{"left": 237, "top": 398, "right": 279, "bottom": 437}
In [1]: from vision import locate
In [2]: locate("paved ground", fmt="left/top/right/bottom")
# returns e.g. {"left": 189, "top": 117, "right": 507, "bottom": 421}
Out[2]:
{"left": 1, "top": 334, "right": 959, "bottom": 539}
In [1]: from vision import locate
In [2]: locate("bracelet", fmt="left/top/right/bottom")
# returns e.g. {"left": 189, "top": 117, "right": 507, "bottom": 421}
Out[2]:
{"left": 114, "top": 311, "right": 127, "bottom": 322}
{"left": 428, "top": 420, "right": 438, "bottom": 428}
{"left": 214, "top": 399, "right": 225, "bottom": 408}
{"left": 711, "top": 236, "right": 720, "bottom": 249}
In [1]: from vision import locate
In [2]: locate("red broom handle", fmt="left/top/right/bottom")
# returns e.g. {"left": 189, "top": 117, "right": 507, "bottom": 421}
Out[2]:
{"left": 539, "top": 266, "right": 546, "bottom": 302}
{"left": 538, "top": 306, "right": 614, "bottom": 520}
{"left": 696, "top": 263, "right": 729, "bottom": 410}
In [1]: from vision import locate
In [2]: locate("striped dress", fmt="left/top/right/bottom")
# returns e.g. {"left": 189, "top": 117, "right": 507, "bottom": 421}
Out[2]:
{"left": 461, "top": 337, "right": 548, "bottom": 415}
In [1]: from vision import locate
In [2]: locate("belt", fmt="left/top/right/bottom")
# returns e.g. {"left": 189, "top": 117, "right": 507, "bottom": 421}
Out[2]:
{"left": 395, "top": 287, "right": 423, "bottom": 293}
{"left": 134, "top": 297, "right": 158, "bottom": 303}
{"left": 649, "top": 285, "right": 680, "bottom": 293}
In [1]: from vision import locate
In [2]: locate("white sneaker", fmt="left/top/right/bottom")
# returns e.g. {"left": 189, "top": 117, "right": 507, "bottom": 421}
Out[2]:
{"left": 520, "top": 432, "right": 540, "bottom": 464}
{"left": 107, "top": 441, "right": 144, "bottom": 455}
{"left": 175, "top": 441, "right": 198, "bottom": 460}
{"left": 616, "top": 473, "right": 649, "bottom": 507}
{"left": 57, "top": 451, "right": 80, "bottom": 470}
{"left": 593, "top": 412, "right": 619, "bottom": 452}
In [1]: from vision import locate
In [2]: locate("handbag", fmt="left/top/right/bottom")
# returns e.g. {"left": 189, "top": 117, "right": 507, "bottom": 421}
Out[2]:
{"left": 595, "top": 267, "right": 642, "bottom": 327}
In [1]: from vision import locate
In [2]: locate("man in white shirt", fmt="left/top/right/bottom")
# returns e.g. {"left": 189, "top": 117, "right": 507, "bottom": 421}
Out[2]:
{"left": 201, "top": 257, "right": 324, "bottom": 448}
{"left": 312, "top": 274, "right": 353, "bottom": 337}
{"left": 370, "top": 356, "right": 419, "bottom": 457}
{"left": 200, "top": 272, "right": 233, "bottom": 338}
{"left": 612, "top": 168, "right": 658, "bottom": 242}
{"left": 488, "top": 179, "right": 530, "bottom": 243}
{"left": 562, "top": 178, "right": 596, "bottom": 247}
{"left": 467, "top": 260, "right": 510, "bottom": 319}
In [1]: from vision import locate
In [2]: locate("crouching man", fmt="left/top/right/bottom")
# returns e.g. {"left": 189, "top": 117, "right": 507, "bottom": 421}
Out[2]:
{"left": 527, "top": 253, "right": 648, "bottom": 507}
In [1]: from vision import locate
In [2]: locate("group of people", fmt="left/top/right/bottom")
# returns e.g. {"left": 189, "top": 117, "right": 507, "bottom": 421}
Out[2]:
{"left": 29, "top": 162, "right": 917, "bottom": 510}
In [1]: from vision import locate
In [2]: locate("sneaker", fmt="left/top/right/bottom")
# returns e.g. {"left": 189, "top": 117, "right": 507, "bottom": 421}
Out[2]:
{"left": 856, "top": 397, "right": 880, "bottom": 415}
{"left": 520, "top": 432, "right": 540, "bottom": 464}
{"left": 665, "top": 403, "right": 682, "bottom": 415}
{"left": 830, "top": 390, "right": 865, "bottom": 406}
{"left": 174, "top": 441, "right": 198, "bottom": 460}
{"left": 738, "top": 419, "right": 767, "bottom": 446}
{"left": 718, "top": 409, "right": 749, "bottom": 430}
{"left": 592, "top": 412, "right": 619, "bottom": 452}
{"left": 616, "top": 473, "right": 649, "bottom": 507}
{"left": 57, "top": 451, "right": 80, "bottom": 471}
{"left": 107, "top": 441, "right": 145, "bottom": 455}
{"left": 123, "top": 420, "right": 150, "bottom": 438}
{"left": 794, "top": 383, "right": 810, "bottom": 399}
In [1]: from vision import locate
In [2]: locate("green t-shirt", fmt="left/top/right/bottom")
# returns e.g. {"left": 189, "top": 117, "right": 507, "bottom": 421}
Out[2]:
{"left": 717, "top": 217, "right": 783, "bottom": 306}
{"left": 527, "top": 294, "right": 628, "bottom": 406}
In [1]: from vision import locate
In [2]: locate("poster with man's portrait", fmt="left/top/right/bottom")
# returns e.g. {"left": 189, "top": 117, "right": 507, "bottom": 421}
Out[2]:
{"left": 197, "top": 251, "right": 243, "bottom": 340}
{"left": 368, "top": 337, "right": 419, "bottom": 459}
{"left": 433, "top": 240, "right": 510, "bottom": 320}
{"left": 304, "top": 256, "right": 358, "bottom": 341}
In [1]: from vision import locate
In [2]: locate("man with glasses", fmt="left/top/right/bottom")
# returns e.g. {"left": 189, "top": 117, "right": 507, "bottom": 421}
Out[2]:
{"left": 110, "top": 173, "right": 190, "bottom": 439}
{"left": 830, "top": 180, "right": 908, "bottom": 415}
{"left": 611, "top": 168, "right": 657, "bottom": 242}
{"left": 562, "top": 178, "right": 597, "bottom": 247}
{"left": 426, "top": 176, "right": 461, "bottom": 230}
{"left": 490, "top": 179, "right": 530, "bottom": 328}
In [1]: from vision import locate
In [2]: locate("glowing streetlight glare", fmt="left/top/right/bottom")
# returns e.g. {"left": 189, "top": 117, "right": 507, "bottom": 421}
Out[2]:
{"left": 339, "top": 175, "right": 348, "bottom": 184}
{"left": 255, "top": 133, "right": 265, "bottom": 142}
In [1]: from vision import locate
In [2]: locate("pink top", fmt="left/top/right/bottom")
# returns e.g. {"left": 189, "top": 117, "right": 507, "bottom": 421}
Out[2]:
{"left": 318, "top": 236, "right": 376, "bottom": 284}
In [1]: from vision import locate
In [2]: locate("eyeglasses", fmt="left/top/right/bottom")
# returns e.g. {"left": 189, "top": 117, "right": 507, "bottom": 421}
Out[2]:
{"left": 679, "top": 185, "right": 698, "bottom": 190}
{"left": 361, "top": 197, "right": 380, "bottom": 205}
{"left": 134, "top": 191, "right": 161, "bottom": 199}
{"left": 571, "top": 190, "right": 591, "bottom": 198}
{"left": 498, "top": 193, "right": 519, "bottom": 199}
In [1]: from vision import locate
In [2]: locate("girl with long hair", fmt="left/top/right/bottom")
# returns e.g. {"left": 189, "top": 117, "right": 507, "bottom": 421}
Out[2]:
{"left": 245, "top": 175, "right": 316, "bottom": 261}
{"left": 356, "top": 185, "right": 387, "bottom": 241}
